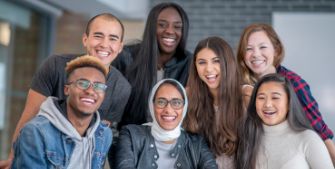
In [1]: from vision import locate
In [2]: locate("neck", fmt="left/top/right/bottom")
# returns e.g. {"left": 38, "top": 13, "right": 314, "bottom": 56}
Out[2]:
{"left": 209, "top": 88, "right": 219, "bottom": 106}
{"left": 67, "top": 105, "right": 94, "bottom": 136}
{"left": 162, "top": 139, "right": 176, "bottom": 144}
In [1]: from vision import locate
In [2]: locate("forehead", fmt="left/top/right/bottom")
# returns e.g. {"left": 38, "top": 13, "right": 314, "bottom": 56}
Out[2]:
{"left": 248, "top": 31, "right": 272, "bottom": 44}
{"left": 158, "top": 7, "right": 182, "bottom": 22}
{"left": 69, "top": 67, "right": 106, "bottom": 82}
{"left": 89, "top": 17, "right": 122, "bottom": 35}
{"left": 257, "top": 82, "right": 286, "bottom": 94}
{"left": 155, "top": 83, "right": 182, "bottom": 98}
{"left": 196, "top": 48, "right": 218, "bottom": 60}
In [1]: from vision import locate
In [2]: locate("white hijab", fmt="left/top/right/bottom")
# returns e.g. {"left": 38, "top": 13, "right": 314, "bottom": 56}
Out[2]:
{"left": 144, "top": 79, "right": 188, "bottom": 142}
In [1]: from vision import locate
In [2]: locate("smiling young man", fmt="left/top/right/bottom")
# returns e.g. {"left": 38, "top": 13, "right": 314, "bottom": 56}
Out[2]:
{"left": 0, "top": 13, "right": 131, "bottom": 168}
{"left": 11, "top": 55, "right": 112, "bottom": 169}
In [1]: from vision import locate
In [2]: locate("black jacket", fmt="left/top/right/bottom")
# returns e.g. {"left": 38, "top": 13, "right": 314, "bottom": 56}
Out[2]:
{"left": 113, "top": 125, "right": 218, "bottom": 169}
{"left": 112, "top": 43, "right": 192, "bottom": 86}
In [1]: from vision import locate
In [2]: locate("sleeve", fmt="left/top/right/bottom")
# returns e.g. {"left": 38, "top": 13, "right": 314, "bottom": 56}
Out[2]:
{"left": 30, "top": 55, "right": 58, "bottom": 97}
{"left": 113, "top": 126, "right": 136, "bottom": 169}
{"left": 198, "top": 136, "right": 218, "bottom": 169}
{"left": 11, "top": 123, "right": 48, "bottom": 169}
{"left": 290, "top": 76, "right": 334, "bottom": 140}
{"left": 304, "top": 131, "right": 334, "bottom": 168}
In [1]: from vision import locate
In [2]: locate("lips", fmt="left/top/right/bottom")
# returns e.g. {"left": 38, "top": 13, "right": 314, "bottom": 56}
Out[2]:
{"left": 80, "top": 97, "right": 96, "bottom": 105}
{"left": 251, "top": 60, "right": 265, "bottom": 66}
{"left": 205, "top": 74, "right": 219, "bottom": 84}
{"left": 162, "top": 37, "right": 176, "bottom": 47}
{"left": 96, "top": 50, "right": 110, "bottom": 58}
{"left": 263, "top": 110, "right": 276, "bottom": 117}
{"left": 161, "top": 114, "right": 177, "bottom": 122}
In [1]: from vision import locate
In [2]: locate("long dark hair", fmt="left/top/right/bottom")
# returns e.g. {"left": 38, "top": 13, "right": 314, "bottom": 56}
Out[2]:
{"left": 235, "top": 73, "right": 312, "bottom": 169}
{"left": 122, "top": 2, "right": 189, "bottom": 125}
{"left": 183, "top": 36, "right": 244, "bottom": 156}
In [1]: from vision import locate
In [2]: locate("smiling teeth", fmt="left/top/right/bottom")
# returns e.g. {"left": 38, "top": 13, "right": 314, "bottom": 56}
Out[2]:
{"left": 97, "top": 51, "right": 109, "bottom": 57}
{"left": 81, "top": 98, "right": 95, "bottom": 104}
{"left": 163, "top": 38, "right": 175, "bottom": 42}
{"left": 162, "top": 115, "right": 176, "bottom": 121}
{"left": 251, "top": 60, "right": 264, "bottom": 65}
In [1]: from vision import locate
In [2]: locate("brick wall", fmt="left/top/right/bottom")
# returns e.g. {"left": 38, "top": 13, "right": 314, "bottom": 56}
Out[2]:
{"left": 151, "top": 0, "right": 335, "bottom": 52}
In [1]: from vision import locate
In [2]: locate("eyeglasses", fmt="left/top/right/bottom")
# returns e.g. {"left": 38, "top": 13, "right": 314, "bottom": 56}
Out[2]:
{"left": 67, "top": 79, "right": 107, "bottom": 93}
{"left": 154, "top": 98, "right": 184, "bottom": 110}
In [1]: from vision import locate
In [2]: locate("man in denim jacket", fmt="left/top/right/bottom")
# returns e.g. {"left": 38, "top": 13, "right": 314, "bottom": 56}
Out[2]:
{"left": 11, "top": 55, "right": 112, "bottom": 169}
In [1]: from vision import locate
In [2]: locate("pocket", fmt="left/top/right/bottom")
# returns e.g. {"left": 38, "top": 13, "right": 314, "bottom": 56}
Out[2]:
{"left": 46, "top": 150, "right": 66, "bottom": 169}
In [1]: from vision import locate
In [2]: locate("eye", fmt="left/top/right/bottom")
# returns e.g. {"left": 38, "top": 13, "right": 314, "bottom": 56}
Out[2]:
{"left": 174, "top": 24, "right": 183, "bottom": 30}
{"left": 256, "top": 95, "right": 265, "bottom": 100}
{"left": 260, "top": 46, "right": 267, "bottom": 49}
{"left": 246, "top": 47, "right": 253, "bottom": 51}
{"left": 213, "top": 58, "right": 220, "bottom": 63}
{"left": 76, "top": 79, "right": 90, "bottom": 89}
{"left": 197, "top": 60, "right": 206, "bottom": 65}
{"left": 94, "top": 83, "right": 107, "bottom": 92}
{"left": 93, "top": 34, "right": 103, "bottom": 39}
{"left": 158, "top": 22, "right": 168, "bottom": 29}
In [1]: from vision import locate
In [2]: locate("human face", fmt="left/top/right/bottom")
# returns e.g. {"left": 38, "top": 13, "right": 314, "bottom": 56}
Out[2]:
{"left": 256, "top": 82, "right": 288, "bottom": 126}
{"left": 195, "top": 48, "right": 221, "bottom": 94}
{"left": 154, "top": 84, "right": 184, "bottom": 131}
{"left": 64, "top": 67, "right": 106, "bottom": 117}
{"left": 244, "top": 31, "right": 276, "bottom": 78}
{"left": 156, "top": 7, "right": 182, "bottom": 56}
{"left": 82, "top": 17, "right": 124, "bottom": 67}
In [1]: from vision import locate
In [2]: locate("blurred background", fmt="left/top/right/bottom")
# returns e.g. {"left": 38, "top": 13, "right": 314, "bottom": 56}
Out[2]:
{"left": 0, "top": 0, "right": 334, "bottom": 159}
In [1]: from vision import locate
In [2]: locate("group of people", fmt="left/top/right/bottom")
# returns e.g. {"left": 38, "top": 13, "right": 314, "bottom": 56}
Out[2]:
{"left": 0, "top": 2, "right": 334, "bottom": 169}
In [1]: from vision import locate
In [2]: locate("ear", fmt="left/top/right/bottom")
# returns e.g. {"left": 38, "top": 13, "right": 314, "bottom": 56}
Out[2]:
{"left": 118, "top": 41, "right": 124, "bottom": 54}
{"left": 64, "top": 85, "right": 70, "bottom": 96}
{"left": 82, "top": 33, "right": 88, "bottom": 48}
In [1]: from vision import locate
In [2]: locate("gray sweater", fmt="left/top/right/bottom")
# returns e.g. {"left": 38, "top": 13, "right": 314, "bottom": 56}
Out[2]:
{"left": 257, "top": 120, "right": 333, "bottom": 169}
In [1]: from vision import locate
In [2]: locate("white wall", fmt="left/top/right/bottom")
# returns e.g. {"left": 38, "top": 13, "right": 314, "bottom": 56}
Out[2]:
{"left": 273, "top": 13, "right": 335, "bottom": 140}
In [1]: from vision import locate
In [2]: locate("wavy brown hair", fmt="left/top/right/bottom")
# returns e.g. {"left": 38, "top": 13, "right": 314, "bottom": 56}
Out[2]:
{"left": 183, "top": 36, "right": 244, "bottom": 156}
{"left": 236, "top": 23, "right": 285, "bottom": 84}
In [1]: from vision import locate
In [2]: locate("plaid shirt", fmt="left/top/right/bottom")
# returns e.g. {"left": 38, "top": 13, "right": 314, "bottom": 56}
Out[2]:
{"left": 278, "top": 65, "right": 333, "bottom": 140}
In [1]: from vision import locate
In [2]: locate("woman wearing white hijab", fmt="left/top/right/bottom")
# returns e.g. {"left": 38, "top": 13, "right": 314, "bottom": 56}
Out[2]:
{"left": 114, "top": 79, "right": 217, "bottom": 169}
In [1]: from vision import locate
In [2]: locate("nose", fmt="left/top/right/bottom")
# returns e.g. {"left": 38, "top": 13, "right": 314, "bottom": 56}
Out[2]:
{"left": 100, "top": 37, "right": 109, "bottom": 48}
{"left": 264, "top": 98, "right": 272, "bottom": 108}
{"left": 205, "top": 62, "right": 214, "bottom": 72}
{"left": 252, "top": 48, "right": 260, "bottom": 58}
{"left": 84, "top": 84, "right": 96, "bottom": 95}
{"left": 165, "top": 24, "right": 174, "bottom": 34}
{"left": 164, "top": 102, "right": 175, "bottom": 112}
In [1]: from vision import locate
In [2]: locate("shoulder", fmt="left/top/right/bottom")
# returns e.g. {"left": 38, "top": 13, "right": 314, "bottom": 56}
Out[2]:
{"left": 298, "top": 129, "right": 323, "bottom": 144}
{"left": 107, "top": 67, "right": 131, "bottom": 88}
{"left": 277, "top": 65, "right": 304, "bottom": 81}
{"left": 182, "top": 130, "right": 206, "bottom": 145}
{"left": 121, "top": 124, "right": 149, "bottom": 134}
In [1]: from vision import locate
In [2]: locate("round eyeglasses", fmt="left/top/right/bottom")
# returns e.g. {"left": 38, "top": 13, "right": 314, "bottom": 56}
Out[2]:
{"left": 153, "top": 98, "right": 184, "bottom": 110}
{"left": 67, "top": 79, "right": 107, "bottom": 93}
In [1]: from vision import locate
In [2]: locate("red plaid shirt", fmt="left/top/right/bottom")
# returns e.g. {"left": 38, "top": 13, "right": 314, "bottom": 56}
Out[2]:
{"left": 278, "top": 65, "right": 333, "bottom": 140}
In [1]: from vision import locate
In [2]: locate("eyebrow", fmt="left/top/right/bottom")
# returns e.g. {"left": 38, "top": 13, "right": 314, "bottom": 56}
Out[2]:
{"left": 93, "top": 32, "right": 120, "bottom": 40}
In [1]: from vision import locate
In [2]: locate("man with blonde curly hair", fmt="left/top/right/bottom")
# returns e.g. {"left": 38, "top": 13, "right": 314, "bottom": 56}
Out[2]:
{"left": 11, "top": 55, "right": 112, "bottom": 169}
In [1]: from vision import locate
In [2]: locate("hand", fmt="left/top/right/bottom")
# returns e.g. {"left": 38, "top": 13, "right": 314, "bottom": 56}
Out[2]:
{"left": 0, "top": 158, "right": 13, "bottom": 169}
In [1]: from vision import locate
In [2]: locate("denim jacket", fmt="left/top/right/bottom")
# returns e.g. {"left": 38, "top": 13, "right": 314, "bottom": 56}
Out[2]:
{"left": 12, "top": 115, "right": 112, "bottom": 169}
{"left": 114, "top": 125, "right": 218, "bottom": 169}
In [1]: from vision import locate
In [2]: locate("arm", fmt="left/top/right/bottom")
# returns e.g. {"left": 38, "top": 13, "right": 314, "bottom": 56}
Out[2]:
{"left": 305, "top": 132, "right": 334, "bottom": 168}
{"left": 324, "top": 139, "right": 335, "bottom": 166}
{"left": 113, "top": 126, "right": 136, "bottom": 169}
{"left": 11, "top": 123, "right": 48, "bottom": 169}
{"left": 198, "top": 137, "right": 218, "bottom": 169}
{"left": 4, "top": 89, "right": 46, "bottom": 168}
